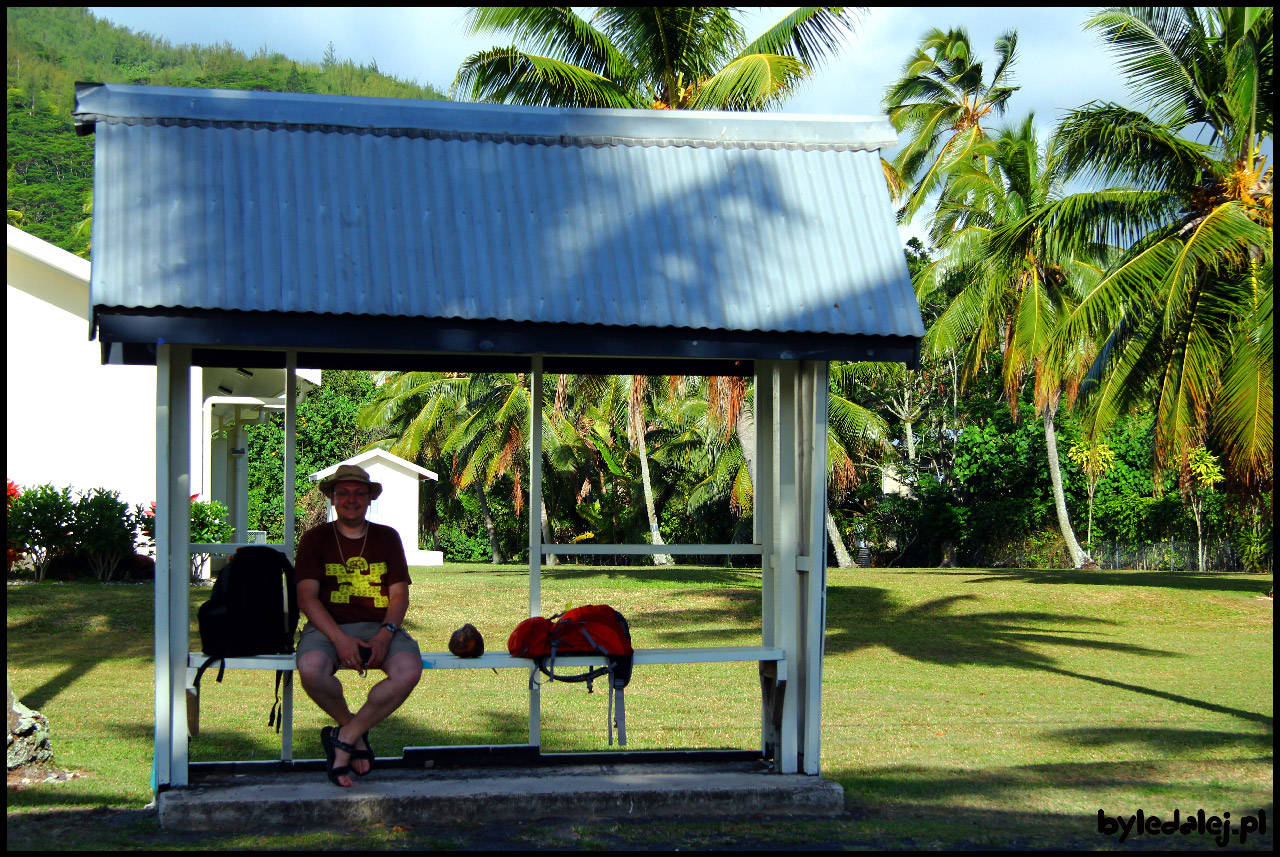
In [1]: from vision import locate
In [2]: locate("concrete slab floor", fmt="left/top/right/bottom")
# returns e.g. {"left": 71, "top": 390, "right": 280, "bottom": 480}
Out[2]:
{"left": 159, "top": 760, "right": 845, "bottom": 831}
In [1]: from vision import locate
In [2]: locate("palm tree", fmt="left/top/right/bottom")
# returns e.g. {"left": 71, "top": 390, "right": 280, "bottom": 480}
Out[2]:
{"left": 549, "top": 373, "right": 674, "bottom": 561}
{"left": 881, "top": 26, "right": 1020, "bottom": 223}
{"left": 625, "top": 375, "right": 673, "bottom": 564}
{"left": 357, "top": 372, "right": 506, "bottom": 560}
{"left": 1001, "top": 7, "right": 1273, "bottom": 495}
{"left": 916, "top": 115, "right": 1101, "bottom": 567}
{"left": 360, "top": 371, "right": 567, "bottom": 564}
{"left": 685, "top": 372, "right": 885, "bottom": 568}
{"left": 452, "top": 7, "right": 860, "bottom": 111}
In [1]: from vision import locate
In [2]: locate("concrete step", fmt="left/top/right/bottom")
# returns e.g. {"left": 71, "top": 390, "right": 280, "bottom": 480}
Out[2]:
{"left": 159, "top": 760, "right": 845, "bottom": 831}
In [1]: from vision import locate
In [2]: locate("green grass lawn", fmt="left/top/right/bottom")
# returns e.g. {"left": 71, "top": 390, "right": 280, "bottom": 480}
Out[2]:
{"left": 6, "top": 564, "right": 1273, "bottom": 850}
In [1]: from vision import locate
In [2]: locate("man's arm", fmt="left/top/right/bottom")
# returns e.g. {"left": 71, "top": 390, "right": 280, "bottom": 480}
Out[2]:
{"left": 365, "top": 581, "right": 409, "bottom": 669}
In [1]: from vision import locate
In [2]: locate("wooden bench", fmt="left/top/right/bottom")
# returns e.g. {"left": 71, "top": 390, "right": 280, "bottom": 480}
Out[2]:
{"left": 187, "top": 647, "right": 786, "bottom": 760}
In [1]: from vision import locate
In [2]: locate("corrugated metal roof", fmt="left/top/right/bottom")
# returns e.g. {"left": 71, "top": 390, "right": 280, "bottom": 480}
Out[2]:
{"left": 77, "top": 83, "right": 923, "bottom": 363}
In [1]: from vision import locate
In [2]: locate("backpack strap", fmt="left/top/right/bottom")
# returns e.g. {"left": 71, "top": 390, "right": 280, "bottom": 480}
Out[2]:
{"left": 267, "top": 670, "right": 285, "bottom": 733}
{"left": 539, "top": 642, "right": 612, "bottom": 690}
{"left": 193, "top": 656, "right": 225, "bottom": 690}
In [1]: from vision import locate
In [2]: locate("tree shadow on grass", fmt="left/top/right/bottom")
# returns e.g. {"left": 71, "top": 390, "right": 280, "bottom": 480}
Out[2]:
{"left": 6, "top": 585, "right": 162, "bottom": 711}
{"left": 1046, "top": 726, "right": 1274, "bottom": 753}
{"left": 824, "top": 586, "right": 1271, "bottom": 729}
{"left": 914, "top": 568, "right": 1273, "bottom": 596}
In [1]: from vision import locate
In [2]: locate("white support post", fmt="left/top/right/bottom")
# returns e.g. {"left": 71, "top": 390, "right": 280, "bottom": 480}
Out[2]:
{"left": 755, "top": 361, "right": 777, "bottom": 760}
{"left": 528, "top": 356, "right": 544, "bottom": 746}
{"left": 756, "top": 361, "right": 776, "bottom": 649}
{"left": 775, "top": 361, "right": 799, "bottom": 774}
{"left": 284, "top": 352, "right": 297, "bottom": 564}
{"left": 154, "top": 344, "right": 192, "bottom": 791}
{"left": 799, "top": 361, "right": 830, "bottom": 774}
{"left": 282, "top": 352, "right": 298, "bottom": 760}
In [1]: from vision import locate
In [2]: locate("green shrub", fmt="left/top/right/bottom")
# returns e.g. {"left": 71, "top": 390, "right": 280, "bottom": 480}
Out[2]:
{"left": 72, "top": 487, "right": 137, "bottom": 581}
{"left": 7, "top": 483, "right": 76, "bottom": 581}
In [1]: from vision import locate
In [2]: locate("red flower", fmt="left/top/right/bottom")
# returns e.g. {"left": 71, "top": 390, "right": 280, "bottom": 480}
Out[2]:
{"left": 145, "top": 495, "right": 199, "bottom": 517}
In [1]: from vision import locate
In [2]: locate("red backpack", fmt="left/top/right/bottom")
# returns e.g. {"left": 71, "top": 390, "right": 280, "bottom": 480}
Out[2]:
{"left": 507, "top": 604, "right": 634, "bottom": 744}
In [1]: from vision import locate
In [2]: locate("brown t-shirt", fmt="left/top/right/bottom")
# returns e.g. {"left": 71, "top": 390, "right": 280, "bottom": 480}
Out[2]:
{"left": 295, "top": 522, "right": 410, "bottom": 625}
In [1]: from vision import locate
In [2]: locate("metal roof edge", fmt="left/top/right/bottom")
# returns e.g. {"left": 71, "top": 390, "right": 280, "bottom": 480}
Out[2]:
{"left": 93, "top": 308, "right": 922, "bottom": 367}
{"left": 73, "top": 82, "right": 897, "bottom": 150}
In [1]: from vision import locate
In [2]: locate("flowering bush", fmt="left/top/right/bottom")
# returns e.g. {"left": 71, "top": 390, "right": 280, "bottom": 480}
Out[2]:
{"left": 7, "top": 480, "right": 23, "bottom": 571}
{"left": 7, "top": 484, "right": 76, "bottom": 581}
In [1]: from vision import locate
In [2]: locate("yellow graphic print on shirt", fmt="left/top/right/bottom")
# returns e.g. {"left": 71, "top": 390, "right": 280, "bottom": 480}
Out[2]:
{"left": 324, "top": 557, "right": 389, "bottom": 607}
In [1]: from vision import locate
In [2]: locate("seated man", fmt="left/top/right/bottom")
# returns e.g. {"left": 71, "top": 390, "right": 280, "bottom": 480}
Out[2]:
{"left": 294, "top": 464, "right": 422, "bottom": 787}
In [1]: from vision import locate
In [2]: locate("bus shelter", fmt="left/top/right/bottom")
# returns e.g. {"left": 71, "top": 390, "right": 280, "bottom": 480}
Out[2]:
{"left": 73, "top": 83, "right": 923, "bottom": 791}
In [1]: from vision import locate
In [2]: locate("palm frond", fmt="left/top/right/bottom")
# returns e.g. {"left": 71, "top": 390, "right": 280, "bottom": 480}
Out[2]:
{"left": 689, "top": 53, "right": 806, "bottom": 110}
{"left": 1053, "top": 103, "right": 1214, "bottom": 191}
{"left": 1213, "top": 257, "right": 1273, "bottom": 487}
{"left": 1083, "top": 7, "right": 1212, "bottom": 127}
{"left": 738, "top": 6, "right": 861, "bottom": 70}
{"left": 453, "top": 47, "right": 642, "bottom": 108}
{"left": 461, "top": 6, "right": 630, "bottom": 81}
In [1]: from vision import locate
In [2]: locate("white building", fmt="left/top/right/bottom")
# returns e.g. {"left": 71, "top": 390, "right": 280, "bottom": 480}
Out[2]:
{"left": 7, "top": 225, "right": 158, "bottom": 510}
{"left": 7, "top": 224, "right": 320, "bottom": 554}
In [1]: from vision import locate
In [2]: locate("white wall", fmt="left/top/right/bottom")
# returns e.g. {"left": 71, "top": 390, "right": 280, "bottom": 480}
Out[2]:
{"left": 6, "top": 228, "right": 167, "bottom": 512}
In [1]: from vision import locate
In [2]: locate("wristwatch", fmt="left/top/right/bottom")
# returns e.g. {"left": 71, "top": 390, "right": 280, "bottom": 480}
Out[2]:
{"left": 383, "top": 622, "right": 398, "bottom": 634}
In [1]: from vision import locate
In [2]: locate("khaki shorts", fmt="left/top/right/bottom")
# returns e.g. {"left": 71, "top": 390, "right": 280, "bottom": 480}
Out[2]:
{"left": 297, "top": 621, "right": 421, "bottom": 670}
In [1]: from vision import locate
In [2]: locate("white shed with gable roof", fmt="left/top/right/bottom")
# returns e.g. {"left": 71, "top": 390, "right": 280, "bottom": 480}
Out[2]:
{"left": 311, "top": 449, "right": 443, "bottom": 568}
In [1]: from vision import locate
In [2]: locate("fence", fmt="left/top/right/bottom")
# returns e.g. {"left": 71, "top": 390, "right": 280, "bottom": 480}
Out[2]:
{"left": 1095, "top": 539, "right": 1270, "bottom": 573}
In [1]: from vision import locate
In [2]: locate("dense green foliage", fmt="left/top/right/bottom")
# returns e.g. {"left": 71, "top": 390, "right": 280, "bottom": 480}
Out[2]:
{"left": 6, "top": 6, "right": 446, "bottom": 253}
{"left": 245, "top": 371, "right": 389, "bottom": 543}
{"left": 6, "top": 7, "right": 1270, "bottom": 571}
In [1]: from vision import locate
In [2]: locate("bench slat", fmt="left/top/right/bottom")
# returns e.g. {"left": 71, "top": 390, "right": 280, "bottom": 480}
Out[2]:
{"left": 188, "top": 646, "right": 784, "bottom": 672}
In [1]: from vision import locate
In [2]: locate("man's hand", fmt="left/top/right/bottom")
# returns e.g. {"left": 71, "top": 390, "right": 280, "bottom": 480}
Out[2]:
{"left": 363, "top": 627, "right": 393, "bottom": 670}
{"left": 333, "top": 633, "right": 366, "bottom": 673}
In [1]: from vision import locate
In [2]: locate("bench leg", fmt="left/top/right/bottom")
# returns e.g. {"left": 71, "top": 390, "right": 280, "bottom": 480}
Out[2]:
{"left": 759, "top": 661, "right": 785, "bottom": 764}
{"left": 281, "top": 671, "right": 293, "bottom": 762}
{"left": 185, "top": 685, "right": 200, "bottom": 738}
{"left": 610, "top": 686, "right": 626, "bottom": 746}
{"left": 529, "top": 669, "right": 541, "bottom": 747}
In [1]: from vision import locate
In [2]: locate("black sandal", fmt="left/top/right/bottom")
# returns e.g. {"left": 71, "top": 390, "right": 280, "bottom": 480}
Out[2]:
{"left": 351, "top": 731, "right": 374, "bottom": 775}
{"left": 320, "top": 725, "right": 357, "bottom": 787}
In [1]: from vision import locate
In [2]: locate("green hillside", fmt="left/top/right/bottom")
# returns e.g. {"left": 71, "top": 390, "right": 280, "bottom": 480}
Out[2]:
{"left": 6, "top": 6, "right": 446, "bottom": 255}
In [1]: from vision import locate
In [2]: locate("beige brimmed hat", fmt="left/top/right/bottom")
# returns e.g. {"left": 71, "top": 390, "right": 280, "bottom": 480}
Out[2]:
{"left": 318, "top": 464, "right": 383, "bottom": 500}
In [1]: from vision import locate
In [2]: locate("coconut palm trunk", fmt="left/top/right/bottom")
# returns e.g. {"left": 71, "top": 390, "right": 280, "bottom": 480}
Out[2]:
{"left": 475, "top": 481, "right": 504, "bottom": 564}
{"left": 629, "top": 377, "right": 672, "bottom": 565}
{"left": 826, "top": 511, "right": 854, "bottom": 568}
{"left": 541, "top": 499, "right": 557, "bottom": 566}
{"left": 1043, "top": 387, "right": 1091, "bottom": 568}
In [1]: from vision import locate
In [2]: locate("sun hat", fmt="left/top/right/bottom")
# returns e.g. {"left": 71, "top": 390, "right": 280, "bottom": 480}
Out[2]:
{"left": 318, "top": 464, "right": 383, "bottom": 500}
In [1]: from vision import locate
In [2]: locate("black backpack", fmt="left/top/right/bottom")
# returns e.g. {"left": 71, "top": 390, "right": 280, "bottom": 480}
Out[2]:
{"left": 194, "top": 546, "right": 299, "bottom": 731}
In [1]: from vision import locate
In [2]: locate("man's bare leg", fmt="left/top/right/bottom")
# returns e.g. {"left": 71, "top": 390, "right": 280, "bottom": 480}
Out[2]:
{"left": 297, "top": 650, "right": 384, "bottom": 781}
{"left": 300, "top": 649, "right": 422, "bottom": 786}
